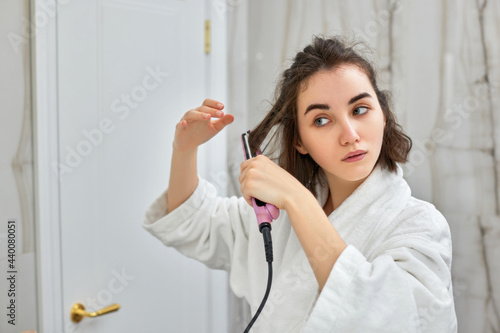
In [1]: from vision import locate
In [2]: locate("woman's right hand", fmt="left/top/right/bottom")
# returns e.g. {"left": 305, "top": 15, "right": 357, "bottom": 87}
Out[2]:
{"left": 173, "top": 99, "right": 234, "bottom": 152}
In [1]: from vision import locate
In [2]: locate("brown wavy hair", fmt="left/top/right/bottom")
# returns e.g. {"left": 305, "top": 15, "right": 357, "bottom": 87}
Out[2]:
{"left": 248, "top": 36, "right": 412, "bottom": 198}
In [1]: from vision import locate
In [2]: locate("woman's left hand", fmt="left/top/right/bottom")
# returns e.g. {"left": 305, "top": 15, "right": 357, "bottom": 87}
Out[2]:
{"left": 239, "top": 155, "right": 307, "bottom": 210}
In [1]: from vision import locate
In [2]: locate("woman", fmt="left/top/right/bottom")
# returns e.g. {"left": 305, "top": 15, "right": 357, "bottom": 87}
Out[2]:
{"left": 143, "top": 36, "right": 457, "bottom": 332}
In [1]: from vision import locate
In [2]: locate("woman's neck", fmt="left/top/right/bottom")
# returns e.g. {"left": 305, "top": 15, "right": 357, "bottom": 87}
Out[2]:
{"left": 323, "top": 175, "right": 369, "bottom": 216}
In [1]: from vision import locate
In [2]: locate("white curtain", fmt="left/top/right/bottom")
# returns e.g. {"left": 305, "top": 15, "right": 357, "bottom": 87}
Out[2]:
{"left": 227, "top": 0, "right": 500, "bottom": 331}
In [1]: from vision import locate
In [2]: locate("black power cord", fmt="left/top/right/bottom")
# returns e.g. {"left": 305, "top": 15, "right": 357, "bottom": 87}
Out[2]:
{"left": 243, "top": 223, "right": 274, "bottom": 333}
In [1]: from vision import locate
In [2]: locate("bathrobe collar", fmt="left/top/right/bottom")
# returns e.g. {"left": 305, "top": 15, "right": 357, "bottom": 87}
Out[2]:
{"left": 317, "top": 162, "right": 409, "bottom": 216}
{"left": 315, "top": 163, "right": 412, "bottom": 255}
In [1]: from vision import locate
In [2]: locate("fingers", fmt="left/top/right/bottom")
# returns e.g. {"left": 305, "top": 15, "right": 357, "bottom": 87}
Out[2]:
{"left": 239, "top": 155, "right": 271, "bottom": 195}
{"left": 194, "top": 99, "right": 224, "bottom": 119}
{"left": 199, "top": 99, "right": 224, "bottom": 110}
{"left": 239, "top": 159, "right": 259, "bottom": 206}
{"left": 195, "top": 100, "right": 224, "bottom": 116}
{"left": 239, "top": 161, "right": 247, "bottom": 184}
{"left": 176, "top": 120, "right": 187, "bottom": 130}
{"left": 239, "top": 162, "right": 250, "bottom": 205}
{"left": 174, "top": 99, "right": 231, "bottom": 151}
{"left": 196, "top": 105, "right": 225, "bottom": 118}
{"left": 179, "top": 109, "right": 233, "bottom": 132}
{"left": 212, "top": 114, "right": 234, "bottom": 132}
{"left": 239, "top": 177, "right": 253, "bottom": 207}
{"left": 182, "top": 100, "right": 227, "bottom": 126}
{"left": 239, "top": 158, "right": 257, "bottom": 182}
{"left": 181, "top": 108, "right": 216, "bottom": 123}
{"left": 241, "top": 191, "right": 253, "bottom": 207}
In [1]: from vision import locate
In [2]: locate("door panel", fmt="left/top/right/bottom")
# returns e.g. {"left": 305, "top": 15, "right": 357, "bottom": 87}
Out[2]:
{"left": 57, "top": 1, "right": 227, "bottom": 332}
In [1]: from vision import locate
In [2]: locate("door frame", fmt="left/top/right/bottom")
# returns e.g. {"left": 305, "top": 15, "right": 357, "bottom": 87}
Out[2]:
{"left": 32, "top": 0, "right": 64, "bottom": 331}
{"left": 32, "top": 1, "right": 229, "bottom": 332}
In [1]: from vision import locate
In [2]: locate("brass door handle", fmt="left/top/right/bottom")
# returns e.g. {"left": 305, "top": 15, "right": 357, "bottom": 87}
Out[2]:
{"left": 70, "top": 303, "right": 120, "bottom": 323}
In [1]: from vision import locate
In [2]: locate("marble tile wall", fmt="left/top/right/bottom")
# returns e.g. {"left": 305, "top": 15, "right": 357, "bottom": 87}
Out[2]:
{"left": 227, "top": 0, "right": 500, "bottom": 331}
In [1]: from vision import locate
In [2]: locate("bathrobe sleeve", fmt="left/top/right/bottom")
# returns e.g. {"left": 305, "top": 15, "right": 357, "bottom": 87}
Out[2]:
{"left": 142, "top": 178, "right": 253, "bottom": 271}
{"left": 303, "top": 201, "right": 457, "bottom": 333}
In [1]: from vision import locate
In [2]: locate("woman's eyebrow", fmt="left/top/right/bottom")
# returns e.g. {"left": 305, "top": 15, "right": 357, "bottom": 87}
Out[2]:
{"left": 303, "top": 92, "right": 372, "bottom": 115}
{"left": 304, "top": 103, "right": 329, "bottom": 115}
{"left": 348, "top": 92, "right": 372, "bottom": 105}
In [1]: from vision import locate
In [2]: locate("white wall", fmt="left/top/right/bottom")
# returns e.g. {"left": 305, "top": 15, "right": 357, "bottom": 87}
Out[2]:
{"left": 0, "top": 0, "right": 38, "bottom": 332}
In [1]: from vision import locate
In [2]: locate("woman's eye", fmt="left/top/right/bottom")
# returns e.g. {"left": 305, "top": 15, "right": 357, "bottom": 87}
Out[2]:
{"left": 314, "top": 117, "right": 329, "bottom": 126}
{"left": 354, "top": 106, "right": 368, "bottom": 116}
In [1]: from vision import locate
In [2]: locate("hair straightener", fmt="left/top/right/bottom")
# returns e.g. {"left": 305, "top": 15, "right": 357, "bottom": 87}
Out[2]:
{"left": 241, "top": 131, "right": 279, "bottom": 332}
{"left": 241, "top": 131, "right": 280, "bottom": 231}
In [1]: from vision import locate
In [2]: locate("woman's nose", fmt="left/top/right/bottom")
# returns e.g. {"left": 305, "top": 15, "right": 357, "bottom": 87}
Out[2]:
{"left": 339, "top": 120, "right": 360, "bottom": 145}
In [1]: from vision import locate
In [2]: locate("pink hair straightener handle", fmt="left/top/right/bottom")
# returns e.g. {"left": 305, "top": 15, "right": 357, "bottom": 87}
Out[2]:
{"left": 241, "top": 131, "right": 280, "bottom": 231}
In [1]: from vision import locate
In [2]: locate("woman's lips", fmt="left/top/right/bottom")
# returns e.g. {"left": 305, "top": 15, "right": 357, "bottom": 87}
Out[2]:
{"left": 343, "top": 149, "right": 367, "bottom": 160}
{"left": 343, "top": 152, "right": 367, "bottom": 162}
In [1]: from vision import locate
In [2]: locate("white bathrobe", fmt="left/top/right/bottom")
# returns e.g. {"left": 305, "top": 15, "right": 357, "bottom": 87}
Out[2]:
{"left": 143, "top": 163, "right": 457, "bottom": 332}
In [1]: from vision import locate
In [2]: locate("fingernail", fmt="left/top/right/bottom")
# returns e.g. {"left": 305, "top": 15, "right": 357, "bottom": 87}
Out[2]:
{"left": 216, "top": 111, "right": 223, "bottom": 117}
{"left": 217, "top": 103, "right": 224, "bottom": 109}
{"left": 203, "top": 113, "right": 210, "bottom": 119}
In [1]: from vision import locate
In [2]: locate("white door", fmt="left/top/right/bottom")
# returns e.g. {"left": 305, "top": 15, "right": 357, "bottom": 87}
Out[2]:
{"left": 52, "top": 0, "right": 228, "bottom": 332}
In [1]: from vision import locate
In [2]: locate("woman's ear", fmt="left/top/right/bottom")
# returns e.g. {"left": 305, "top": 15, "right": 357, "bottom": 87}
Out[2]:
{"left": 295, "top": 139, "right": 308, "bottom": 155}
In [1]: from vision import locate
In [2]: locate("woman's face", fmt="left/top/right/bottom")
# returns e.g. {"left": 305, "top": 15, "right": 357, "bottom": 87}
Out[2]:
{"left": 295, "top": 65, "right": 386, "bottom": 185}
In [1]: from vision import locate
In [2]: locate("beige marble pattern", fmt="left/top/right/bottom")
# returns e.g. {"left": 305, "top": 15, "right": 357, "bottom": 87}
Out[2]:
{"left": 227, "top": 0, "right": 500, "bottom": 331}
